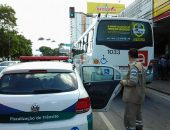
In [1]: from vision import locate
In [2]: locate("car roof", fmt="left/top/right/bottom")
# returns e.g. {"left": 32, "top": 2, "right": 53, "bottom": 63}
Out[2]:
{"left": 2, "top": 61, "right": 74, "bottom": 74}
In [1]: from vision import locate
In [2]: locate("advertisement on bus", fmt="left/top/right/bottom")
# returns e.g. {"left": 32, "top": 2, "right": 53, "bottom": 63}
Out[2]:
{"left": 96, "top": 20, "right": 153, "bottom": 49}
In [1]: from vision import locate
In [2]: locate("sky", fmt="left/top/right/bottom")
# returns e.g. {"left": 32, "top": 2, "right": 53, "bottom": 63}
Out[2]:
{"left": 0, "top": 0, "right": 135, "bottom": 55}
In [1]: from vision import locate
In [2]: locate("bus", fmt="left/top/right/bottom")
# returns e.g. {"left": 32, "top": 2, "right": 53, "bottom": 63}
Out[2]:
{"left": 72, "top": 17, "right": 154, "bottom": 83}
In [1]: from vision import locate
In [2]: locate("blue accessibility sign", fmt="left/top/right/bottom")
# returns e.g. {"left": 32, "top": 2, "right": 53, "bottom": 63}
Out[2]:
{"left": 100, "top": 55, "right": 108, "bottom": 64}
{"left": 71, "top": 127, "right": 79, "bottom": 130}
{"left": 104, "top": 69, "right": 110, "bottom": 75}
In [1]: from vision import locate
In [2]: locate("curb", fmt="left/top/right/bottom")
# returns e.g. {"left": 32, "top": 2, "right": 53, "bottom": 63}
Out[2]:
{"left": 146, "top": 86, "right": 170, "bottom": 95}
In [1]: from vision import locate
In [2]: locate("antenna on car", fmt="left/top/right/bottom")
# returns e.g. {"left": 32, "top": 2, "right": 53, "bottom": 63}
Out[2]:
{"left": 98, "top": 13, "right": 101, "bottom": 18}
{"left": 72, "top": 64, "right": 76, "bottom": 70}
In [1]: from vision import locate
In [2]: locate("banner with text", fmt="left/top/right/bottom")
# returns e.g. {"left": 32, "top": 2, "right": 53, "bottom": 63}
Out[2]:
{"left": 87, "top": 2, "right": 125, "bottom": 14}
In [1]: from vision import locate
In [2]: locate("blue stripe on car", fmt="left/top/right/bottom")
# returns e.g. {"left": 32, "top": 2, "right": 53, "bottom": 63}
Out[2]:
{"left": 62, "top": 103, "right": 76, "bottom": 112}
{"left": 0, "top": 102, "right": 77, "bottom": 115}
{"left": 0, "top": 104, "right": 23, "bottom": 115}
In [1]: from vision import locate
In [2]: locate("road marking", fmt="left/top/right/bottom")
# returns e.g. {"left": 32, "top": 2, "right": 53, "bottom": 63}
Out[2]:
{"left": 98, "top": 112, "right": 116, "bottom": 130}
{"left": 147, "top": 88, "right": 170, "bottom": 101}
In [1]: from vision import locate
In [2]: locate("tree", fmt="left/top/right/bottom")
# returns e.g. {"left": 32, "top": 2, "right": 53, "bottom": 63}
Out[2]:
{"left": 39, "top": 46, "right": 60, "bottom": 56}
{"left": 53, "top": 48, "right": 60, "bottom": 56}
{"left": 0, "top": 31, "right": 32, "bottom": 59}
{"left": 10, "top": 34, "right": 32, "bottom": 58}
{"left": 0, "top": 4, "right": 32, "bottom": 59}
{"left": 39, "top": 46, "right": 54, "bottom": 56}
{"left": 0, "top": 4, "right": 17, "bottom": 31}
{"left": 59, "top": 43, "right": 65, "bottom": 48}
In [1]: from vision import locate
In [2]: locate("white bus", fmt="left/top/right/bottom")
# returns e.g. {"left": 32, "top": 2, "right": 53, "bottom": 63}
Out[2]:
{"left": 72, "top": 17, "right": 154, "bottom": 83}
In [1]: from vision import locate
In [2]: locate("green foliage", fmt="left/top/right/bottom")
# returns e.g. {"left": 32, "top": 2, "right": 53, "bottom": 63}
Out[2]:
{"left": 0, "top": 4, "right": 32, "bottom": 59}
{"left": 39, "top": 46, "right": 60, "bottom": 56}
{"left": 10, "top": 34, "right": 32, "bottom": 58}
{"left": 0, "top": 4, "right": 17, "bottom": 30}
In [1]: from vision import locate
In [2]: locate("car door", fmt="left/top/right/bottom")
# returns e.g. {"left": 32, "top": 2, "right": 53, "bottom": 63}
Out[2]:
{"left": 80, "top": 65, "right": 122, "bottom": 111}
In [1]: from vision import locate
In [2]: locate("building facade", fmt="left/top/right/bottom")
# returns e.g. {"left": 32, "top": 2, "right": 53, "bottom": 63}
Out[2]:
{"left": 70, "top": 12, "right": 93, "bottom": 44}
{"left": 119, "top": 0, "right": 152, "bottom": 20}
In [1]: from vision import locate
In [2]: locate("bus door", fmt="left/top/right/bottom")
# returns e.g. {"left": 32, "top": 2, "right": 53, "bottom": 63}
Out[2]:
{"left": 80, "top": 65, "right": 122, "bottom": 111}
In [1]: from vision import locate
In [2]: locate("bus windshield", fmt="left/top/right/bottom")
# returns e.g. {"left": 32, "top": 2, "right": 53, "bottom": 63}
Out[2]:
{"left": 96, "top": 20, "right": 153, "bottom": 50}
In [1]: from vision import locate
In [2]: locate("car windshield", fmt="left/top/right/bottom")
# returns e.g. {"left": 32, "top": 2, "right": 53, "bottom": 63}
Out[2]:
{"left": 0, "top": 72, "right": 78, "bottom": 94}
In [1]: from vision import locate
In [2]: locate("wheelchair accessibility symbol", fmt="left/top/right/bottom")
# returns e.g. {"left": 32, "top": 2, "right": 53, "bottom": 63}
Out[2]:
{"left": 104, "top": 69, "right": 110, "bottom": 75}
{"left": 100, "top": 55, "right": 108, "bottom": 64}
{"left": 71, "top": 127, "right": 79, "bottom": 130}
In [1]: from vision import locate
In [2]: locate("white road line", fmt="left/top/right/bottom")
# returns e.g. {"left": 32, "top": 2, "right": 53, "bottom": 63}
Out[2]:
{"left": 98, "top": 112, "right": 116, "bottom": 130}
{"left": 147, "top": 89, "right": 170, "bottom": 101}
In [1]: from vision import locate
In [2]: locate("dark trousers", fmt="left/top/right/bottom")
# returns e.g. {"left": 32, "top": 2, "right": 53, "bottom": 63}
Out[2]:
{"left": 124, "top": 102, "right": 143, "bottom": 130}
{"left": 160, "top": 66, "right": 168, "bottom": 80}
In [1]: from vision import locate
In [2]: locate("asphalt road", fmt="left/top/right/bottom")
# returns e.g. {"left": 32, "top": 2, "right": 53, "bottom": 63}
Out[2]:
{"left": 93, "top": 88, "right": 170, "bottom": 130}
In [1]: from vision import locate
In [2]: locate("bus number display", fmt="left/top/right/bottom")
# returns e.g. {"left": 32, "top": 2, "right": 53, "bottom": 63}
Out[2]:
{"left": 107, "top": 49, "right": 120, "bottom": 55}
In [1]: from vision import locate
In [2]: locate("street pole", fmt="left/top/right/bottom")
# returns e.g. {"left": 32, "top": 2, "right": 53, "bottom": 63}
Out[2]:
{"left": 8, "top": 35, "right": 11, "bottom": 60}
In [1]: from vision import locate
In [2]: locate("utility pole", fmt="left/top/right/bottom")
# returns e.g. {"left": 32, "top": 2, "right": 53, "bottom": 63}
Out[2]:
{"left": 8, "top": 33, "right": 11, "bottom": 60}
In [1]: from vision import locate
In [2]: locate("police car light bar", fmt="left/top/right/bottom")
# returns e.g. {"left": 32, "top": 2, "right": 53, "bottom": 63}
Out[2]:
{"left": 19, "top": 56, "right": 69, "bottom": 62}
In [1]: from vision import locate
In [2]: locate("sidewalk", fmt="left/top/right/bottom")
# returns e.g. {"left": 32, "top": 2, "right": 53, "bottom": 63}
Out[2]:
{"left": 147, "top": 80, "right": 170, "bottom": 95}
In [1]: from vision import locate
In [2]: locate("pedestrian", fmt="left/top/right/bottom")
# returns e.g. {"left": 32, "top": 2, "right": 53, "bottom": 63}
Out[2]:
{"left": 158, "top": 56, "right": 162, "bottom": 79}
{"left": 165, "top": 54, "right": 170, "bottom": 80}
{"left": 160, "top": 55, "right": 168, "bottom": 80}
{"left": 120, "top": 48, "right": 146, "bottom": 130}
{"left": 153, "top": 55, "right": 159, "bottom": 80}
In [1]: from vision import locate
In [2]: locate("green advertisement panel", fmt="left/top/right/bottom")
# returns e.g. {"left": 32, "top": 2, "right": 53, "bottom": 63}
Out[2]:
{"left": 0, "top": 111, "right": 75, "bottom": 123}
{"left": 97, "top": 20, "right": 152, "bottom": 45}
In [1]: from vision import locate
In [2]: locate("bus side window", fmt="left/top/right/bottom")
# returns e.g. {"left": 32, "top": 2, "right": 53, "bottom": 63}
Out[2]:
{"left": 83, "top": 35, "right": 88, "bottom": 53}
{"left": 78, "top": 41, "right": 82, "bottom": 54}
{"left": 87, "top": 29, "right": 94, "bottom": 53}
{"left": 85, "top": 34, "right": 89, "bottom": 53}
{"left": 77, "top": 39, "right": 84, "bottom": 55}
{"left": 82, "top": 66, "right": 114, "bottom": 82}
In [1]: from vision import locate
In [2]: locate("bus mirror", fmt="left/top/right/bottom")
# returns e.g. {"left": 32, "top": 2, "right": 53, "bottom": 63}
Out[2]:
{"left": 72, "top": 48, "right": 76, "bottom": 52}
{"left": 68, "top": 59, "right": 73, "bottom": 63}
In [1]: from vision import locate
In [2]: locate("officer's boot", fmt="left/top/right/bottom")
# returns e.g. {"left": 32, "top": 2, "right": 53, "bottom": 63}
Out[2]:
{"left": 126, "top": 127, "right": 136, "bottom": 130}
{"left": 136, "top": 120, "right": 143, "bottom": 130}
{"left": 136, "top": 125, "right": 143, "bottom": 130}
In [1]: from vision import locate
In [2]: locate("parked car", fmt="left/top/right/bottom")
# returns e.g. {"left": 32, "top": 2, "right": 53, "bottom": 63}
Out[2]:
{"left": 0, "top": 61, "right": 122, "bottom": 130}
{"left": 0, "top": 61, "right": 19, "bottom": 66}
{"left": 0, "top": 66, "right": 7, "bottom": 72}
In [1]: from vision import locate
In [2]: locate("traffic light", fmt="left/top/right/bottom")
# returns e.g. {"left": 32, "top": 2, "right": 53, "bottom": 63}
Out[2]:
{"left": 69, "top": 7, "right": 75, "bottom": 18}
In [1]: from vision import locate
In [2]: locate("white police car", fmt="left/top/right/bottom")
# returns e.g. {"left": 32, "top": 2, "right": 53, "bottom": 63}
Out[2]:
{"left": 0, "top": 61, "right": 122, "bottom": 130}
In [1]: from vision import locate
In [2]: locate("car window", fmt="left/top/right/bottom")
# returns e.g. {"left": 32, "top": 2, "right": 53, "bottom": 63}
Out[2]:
{"left": 82, "top": 66, "right": 114, "bottom": 82}
{"left": 0, "top": 72, "right": 77, "bottom": 94}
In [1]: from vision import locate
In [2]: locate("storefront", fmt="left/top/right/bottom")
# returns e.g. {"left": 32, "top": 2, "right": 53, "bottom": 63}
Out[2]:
{"left": 153, "top": 0, "right": 170, "bottom": 57}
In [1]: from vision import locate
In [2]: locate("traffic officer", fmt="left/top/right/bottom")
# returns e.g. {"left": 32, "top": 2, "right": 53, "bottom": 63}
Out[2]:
{"left": 120, "top": 48, "right": 146, "bottom": 130}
